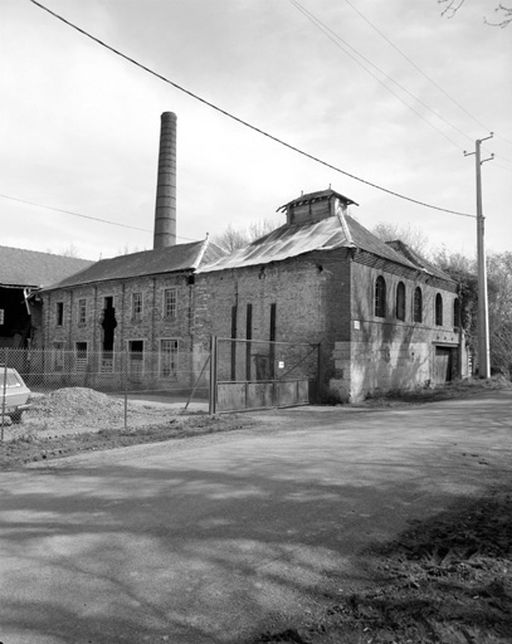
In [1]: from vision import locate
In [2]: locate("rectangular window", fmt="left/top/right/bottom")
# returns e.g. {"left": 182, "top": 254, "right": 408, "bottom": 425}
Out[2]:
{"left": 56, "top": 302, "right": 64, "bottom": 326}
{"left": 230, "top": 305, "right": 237, "bottom": 381}
{"left": 246, "top": 303, "right": 252, "bottom": 381}
{"left": 77, "top": 299, "right": 87, "bottom": 326}
{"left": 75, "top": 342, "right": 87, "bottom": 372}
{"left": 128, "top": 340, "right": 144, "bottom": 378}
{"left": 132, "top": 292, "right": 143, "bottom": 321}
{"left": 163, "top": 288, "right": 177, "bottom": 320}
{"left": 160, "top": 339, "right": 179, "bottom": 378}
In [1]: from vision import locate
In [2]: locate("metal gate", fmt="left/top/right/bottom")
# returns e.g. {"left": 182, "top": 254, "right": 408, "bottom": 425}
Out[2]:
{"left": 209, "top": 336, "right": 319, "bottom": 413}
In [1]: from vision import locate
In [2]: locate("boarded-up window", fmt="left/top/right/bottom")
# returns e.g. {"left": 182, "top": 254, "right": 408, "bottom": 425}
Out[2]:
{"left": 375, "top": 276, "right": 386, "bottom": 318}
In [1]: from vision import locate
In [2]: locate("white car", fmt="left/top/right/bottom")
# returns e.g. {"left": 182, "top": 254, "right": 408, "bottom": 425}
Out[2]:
{"left": 1, "top": 367, "right": 31, "bottom": 423}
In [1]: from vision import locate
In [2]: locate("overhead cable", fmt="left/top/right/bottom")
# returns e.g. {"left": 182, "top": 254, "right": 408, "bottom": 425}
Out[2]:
{"left": 0, "top": 193, "right": 196, "bottom": 240}
{"left": 342, "top": 0, "right": 511, "bottom": 146}
{"left": 290, "top": 0, "right": 470, "bottom": 148}
{"left": 29, "top": 0, "right": 475, "bottom": 219}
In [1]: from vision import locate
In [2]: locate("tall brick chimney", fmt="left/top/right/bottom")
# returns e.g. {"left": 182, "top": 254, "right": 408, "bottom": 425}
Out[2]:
{"left": 153, "top": 111, "right": 177, "bottom": 249}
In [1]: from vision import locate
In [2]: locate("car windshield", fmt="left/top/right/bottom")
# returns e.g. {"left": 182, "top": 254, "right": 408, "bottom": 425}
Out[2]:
{"left": 4, "top": 372, "right": 22, "bottom": 388}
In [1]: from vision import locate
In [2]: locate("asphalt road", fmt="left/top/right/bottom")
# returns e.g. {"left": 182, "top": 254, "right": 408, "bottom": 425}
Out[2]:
{"left": 1, "top": 389, "right": 511, "bottom": 644}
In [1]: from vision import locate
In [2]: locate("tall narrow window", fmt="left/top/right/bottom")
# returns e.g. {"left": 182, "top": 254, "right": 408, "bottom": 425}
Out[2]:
{"left": 56, "top": 302, "right": 64, "bottom": 326}
{"left": 396, "top": 282, "right": 406, "bottom": 321}
{"left": 131, "top": 292, "right": 142, "bottom": 321}
{"left": 163, "top": 288, "right": 177, "bottom": 320}
{"left": 101, "top": 296, "right": 116, "bottom": 373}
{"left": 77, "top": 299, "right": 86, "bottom": 326}
{"left": 453, "top": 297, "right": 461, "bottom": 329}
{"left": 230, "top": 305, "right": 237, "bottom": 381}
{"left": 413, "top": 287, "right": 423, "bottom": 323}
{"left": 269, "top": 302, "right": 276, "bottom": 379}
{"left": 375, "top": 276, "right": 386, "bottom": 317}
{"left": 160, "top": 339, "right": 178, "bottom": 377}
{"left": 246, "top": 303, "right": 252, "bottom": 381}
{"left": 435, "top": 293, "right": 443, "bottom": 326}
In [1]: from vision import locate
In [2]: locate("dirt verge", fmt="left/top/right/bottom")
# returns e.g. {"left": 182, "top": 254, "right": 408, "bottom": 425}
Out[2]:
{"left": 0, "top": 412, "right": 253, "bottom": 470}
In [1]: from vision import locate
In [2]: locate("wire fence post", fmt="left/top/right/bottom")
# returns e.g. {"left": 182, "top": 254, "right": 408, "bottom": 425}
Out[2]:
{"left": 1, "top": 349, "right": 8, "bottom": 441}
{"left": 208, "top": 335, "right": 217, "bottom": 415}
{"left": 184, "top": 353, "right": 210, "bottom": 412}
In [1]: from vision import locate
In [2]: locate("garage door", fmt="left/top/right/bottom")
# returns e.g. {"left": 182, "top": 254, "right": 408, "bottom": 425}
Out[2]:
{"left": 434, "top": 346, "right": 454, "bottom": 384}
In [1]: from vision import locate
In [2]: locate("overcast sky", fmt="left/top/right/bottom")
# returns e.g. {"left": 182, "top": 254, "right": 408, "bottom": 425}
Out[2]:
{"left": 1, "top": 0, "right": 511, "bottom": 260}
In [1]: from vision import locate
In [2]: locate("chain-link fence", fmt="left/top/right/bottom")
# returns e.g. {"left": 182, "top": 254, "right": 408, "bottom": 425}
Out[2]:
{"left": 0, "top": 346, "right": 210, "bottom": 438}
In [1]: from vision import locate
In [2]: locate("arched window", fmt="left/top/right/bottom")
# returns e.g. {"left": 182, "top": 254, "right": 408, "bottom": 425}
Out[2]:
{"left": 375, "top": 276, "right": 386, "bottom": 317}
{"left": 435, "top": 293, "right": 443, "bottom": 326}
{"left": 453, "top": 297, "right": 461, "bottom": 328}
{"left": 413, "top": 287, "right": 423, "bottom": 323}
{"left": 396, "top": 282, "right": 406, "bottom": 321}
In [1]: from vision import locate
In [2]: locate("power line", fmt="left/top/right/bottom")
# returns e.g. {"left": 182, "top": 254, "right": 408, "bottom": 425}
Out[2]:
{"left": 0, "top": 193, "right": 196, "bottom": 240}
{"left": 290, "top": 0, "right": 471, "bottom": 150}
{"left": 29, "top": 0, "right": 475, "bottom": 219}
{"left": 342, "top": 0, "right": 508, "bottom": 142}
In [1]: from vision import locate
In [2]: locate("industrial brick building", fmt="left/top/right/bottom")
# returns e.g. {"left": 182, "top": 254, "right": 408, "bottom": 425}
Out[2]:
{"left": 196, "top": 188, "right": 466, "bottom": 402}
{"left": 35, "top": 112, "right": 467, "bottom": 403}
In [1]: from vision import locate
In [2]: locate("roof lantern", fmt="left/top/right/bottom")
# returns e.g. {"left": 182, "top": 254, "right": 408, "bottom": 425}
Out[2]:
{"left": 277, "top": 188, "right": 358, "bottom": 226}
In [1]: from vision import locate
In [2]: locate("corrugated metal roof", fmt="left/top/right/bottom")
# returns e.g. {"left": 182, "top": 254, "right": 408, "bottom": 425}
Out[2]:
{"left": 42, "top": 238, "right": 225, "bottom": 291}
{"left": 384, "top": 240, "right": 451, "bottom": 281}
{"left": 199, "top": 214, "right": 454, "bottom": 282}
{"left": 0, "top": 246, "right": 93, "bottom": 288}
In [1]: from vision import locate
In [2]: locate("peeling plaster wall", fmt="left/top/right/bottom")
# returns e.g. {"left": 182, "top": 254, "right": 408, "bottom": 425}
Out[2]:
{"left": 329, "top": 254, "right": 467, "bottom": 402}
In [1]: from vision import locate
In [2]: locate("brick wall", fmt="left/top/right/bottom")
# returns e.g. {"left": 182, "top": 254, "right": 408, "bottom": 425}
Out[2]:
{"left": 195, "top": 250, "right": 352, "bottom": 388}
{"left": 40, "top": 271, "right": 197, "bottom": 389}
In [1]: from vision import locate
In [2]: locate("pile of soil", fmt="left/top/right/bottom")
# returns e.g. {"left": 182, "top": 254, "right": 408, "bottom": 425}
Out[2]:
{"left": 9, "top": 387, "right": 182, "bottom": 439}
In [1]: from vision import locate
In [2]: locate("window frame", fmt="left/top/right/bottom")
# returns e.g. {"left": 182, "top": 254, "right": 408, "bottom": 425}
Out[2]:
{"left": 395, "top": 281, "right": 406, "bottom": 321}
{"left": 56, "top": 301, "right": 64, "bottom": 326}
{"left": 163, "top": 287, "right": 177, "bottom": 320}
{"left": 131, "top": 292, "right": 143, "bottom": 321}
{"left": 77, "top": 298, "right": 87, "bottom": 326}
{"left": 75, "top": 341, "right": 88, "bottom": 372}
{"left": 374, "top": 276, "right": 387, "bottom": 318}
{"left": 413, "top": 287, "right": 423, "bottom": 323}
{"left": 435, "top": 293, "right": 443, "bottom": 326}
{"left": 159, "top": 338, "right": 179, "bottom": 378}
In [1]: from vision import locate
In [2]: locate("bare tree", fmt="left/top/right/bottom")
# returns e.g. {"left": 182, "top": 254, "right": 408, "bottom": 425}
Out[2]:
{"left": 438, "top": 0, "right": 512, "bottom": 27}
{"left": 433, "top": 248, "right": 512, "bottom": 377}
{"left": 213, "top": 219, "right": 278, "bottom": 253}
{"left": 371, "top": 222, "right": 429, "bottom": 256}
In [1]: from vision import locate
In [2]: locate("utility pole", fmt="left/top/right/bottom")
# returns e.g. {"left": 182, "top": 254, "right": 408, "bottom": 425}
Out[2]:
{"left": 464, "top": 134, "right": 494, "bottom": 379}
